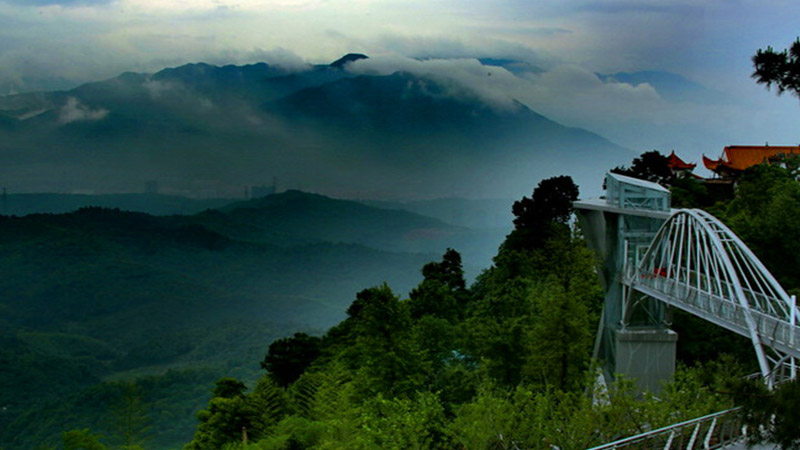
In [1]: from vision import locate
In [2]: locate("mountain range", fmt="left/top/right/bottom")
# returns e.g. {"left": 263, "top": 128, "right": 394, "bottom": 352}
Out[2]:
{"left": 0, "top": 54, "right": 631, "bottom": 199}
{"left": 0, "top": 190, "right": 510, "bottom": 449}
{"left": 0, "top": 191, "right": 510, "bottom": 449}
{"left": 0, "top": 53, "right": 634, "bottom": 448}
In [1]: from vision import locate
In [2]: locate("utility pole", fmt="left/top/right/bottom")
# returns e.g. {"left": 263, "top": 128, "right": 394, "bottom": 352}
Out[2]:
{"left": 2, "top": 187, "right": 6, "bottom": 215}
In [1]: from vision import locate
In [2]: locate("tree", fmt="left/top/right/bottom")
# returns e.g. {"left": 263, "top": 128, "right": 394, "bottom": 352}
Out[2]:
{"left": 723, "top": 164, "right": 800, "bottom": 290}
{"left": 357, "top": 393, "right": 447, "bottom": 449}
{"left": 421, "top": 248, "right": 466, "bottom": 292}
{"left": 109, "top": 382, "right": 152, "bottom": 450}
{"left": 670, "top": 175, "right": 710, "bottom": 208}
{"left": 185, "top": 377, "right": 287, "bottom": 450}
{"left": 62, "top": 429, "right": 107, "bottom": 450}
{"left": 730, "top": 377, "right": 800, "bottom": 450}
{"left": 261, "top": 333, "right": 322, "bottom": 388}
{"left": 344, "top": 285, "right": 421, "bottom": 397}
{"left": 507, "top": 175, "right": 579, "bottom": 251}
{"left": 524, "top": 251, "right": 599, "bottom": 391}
{"left": 753, "top": 37, "right": 800, "bottom": 98}
{"left": 408, "top": 248, "right": 468, "bottom": 321}
{"left": 212, "top": 377, "right": 247, "bottom": 399}
{"left": 184, "top": 396, "right": 253, "bottom": 450}
{"left": 247, "top": 376, "right": 290, "bottom": 436}
{"left": 611, "top": 150, "right": 672, "bottom": 186}
{"left": 512, "top": 176, "right": 579, "bottom": 231}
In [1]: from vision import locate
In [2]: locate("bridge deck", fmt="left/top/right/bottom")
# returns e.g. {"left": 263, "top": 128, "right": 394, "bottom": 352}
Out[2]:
{"left": 629, "top": 275, "right": 800, "bottom": 359}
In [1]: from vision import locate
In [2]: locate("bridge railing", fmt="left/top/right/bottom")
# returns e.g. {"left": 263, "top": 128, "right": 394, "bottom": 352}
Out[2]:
{"left": 630, "top": 274, "right": 800, "bottom": 358}
{"left": 585, "top": 408, "right": 743, "bottom": 450}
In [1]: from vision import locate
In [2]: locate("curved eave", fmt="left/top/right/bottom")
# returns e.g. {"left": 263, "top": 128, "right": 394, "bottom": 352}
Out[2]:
{"left": 702, "top": 155, "right": 723, "bottom": 172}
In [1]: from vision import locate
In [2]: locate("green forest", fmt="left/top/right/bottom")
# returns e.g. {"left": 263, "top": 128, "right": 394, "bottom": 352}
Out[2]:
{"left": 0, "top": 192, "right": 459, "bottom": 449}
{"left": 177, "top": 160, "right": 800, "bottom": 450}
{"left": 24, "top": 151, "right": 800, "bottom": 450}
{"left": 3, "top": 26, "right": 800, "bottom": 450}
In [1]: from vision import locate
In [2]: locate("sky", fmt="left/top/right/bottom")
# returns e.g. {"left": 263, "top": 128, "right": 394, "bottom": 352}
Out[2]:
{"left": 1, "top": 0, "right": 799, "bottom": 179}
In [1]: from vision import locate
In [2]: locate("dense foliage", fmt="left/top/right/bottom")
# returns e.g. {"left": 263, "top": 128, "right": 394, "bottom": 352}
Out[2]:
{"left": 728, "top": 377, "right": 800, "bottom": 450}
{"left": 10, "top": 161, "right": 800, "bottom": 449}
{"left": 174, "top": 176, "right": 739, "bottom": 450}
{"left": 0, "top": 193, "right": 460, "bottom": 450}
{"left": 722, "top": 164, "right": 800, "bottom": 291}
{"left": 611, "top": 150, "right": 674, "bottom": 186}
{"left": 610, "top": 150, "right": 714, "bottom": 207}
{"left": 752, "top": 37, "right": 800, "bottom": 98}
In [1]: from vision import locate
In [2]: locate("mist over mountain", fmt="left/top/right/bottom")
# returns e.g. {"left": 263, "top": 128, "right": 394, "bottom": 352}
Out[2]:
{"left": 0, "top": 193, "right": 234, "bottom": 216}
{"left": 0, "top": 55, "right": 633, "bottom": 446}
{"left": 0, "top": 54, "right": 631, "bottom": 199}
{"left": 0, "top": 192, "right": 465, "bottom": 449}
{"left": 596, "top": 71, "right": 729, "bottom": 105}
{"left": 364, "top": 196, "right": 514, "bottom": 229}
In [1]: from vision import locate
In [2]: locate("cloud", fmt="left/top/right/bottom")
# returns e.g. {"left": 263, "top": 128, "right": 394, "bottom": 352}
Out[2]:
{"left": 0, "top": 0, "right": 797, "bottom": 169}
{"left": 344, "top": 54, "right": 667, "bottom": 123}
{"left": 2, "top": 0, "right": 114, "bottom": 5}
{"left": 368, "top": 34, "right": 552, "bottom": 67}
{"left": 347, "top": 55, "right": 516, "bottom": 110}
{"left": 141, "top": 79, "right": 218, "bottom": 115}
{"left": 524, "top": 27, "right": 572, "bottom": 37}
{"left": 522, "top": 65, "right": 662, "bottom": 111}
{"left": 574, "top": 0, "right": 701, "bottom": 15}
{"left": 58, "top": 97, "right": 108, "bottom": 124}
{"left": 142, "top": 79, "right": 183, "bottom": 100}
{"left": 201, "top": 47, "right": 310, "bottom": 72}
{"left": 337, "top": 51, "right": 797, "bottom": 164}
{"left": 347, "top": 55, "right": 529, "bottom": 112}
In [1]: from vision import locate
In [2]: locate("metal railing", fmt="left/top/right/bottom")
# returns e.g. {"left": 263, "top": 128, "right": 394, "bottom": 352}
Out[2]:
{"left": 631, "top": 275, "right": 800, "bottom": 359}
{"left": 586, "top": 408, "right": 744, "bottom": 450}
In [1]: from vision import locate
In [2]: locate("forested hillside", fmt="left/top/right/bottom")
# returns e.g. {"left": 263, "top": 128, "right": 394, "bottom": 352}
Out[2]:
{"left": 0, "top": 193, "right": 234, "bottom": 217}
{"left": 8, "top": 158, "right": 800, "bottom": 449}
{"left": 0, "top": 193, "right": 478, "bottom": 450}
{"left": 170, "top": 162, "right": 800, "bottom": 450}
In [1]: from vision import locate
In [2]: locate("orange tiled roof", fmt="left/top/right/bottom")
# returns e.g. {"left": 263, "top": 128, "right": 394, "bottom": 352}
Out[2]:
{"left": 703, "top": 146, "right": 800, "bottom": 172}
{"left": 667, "top": 150, "right": 696, "bottom": 170}
{"left": 702, "top": 155, "right": 721, "bottom": 172}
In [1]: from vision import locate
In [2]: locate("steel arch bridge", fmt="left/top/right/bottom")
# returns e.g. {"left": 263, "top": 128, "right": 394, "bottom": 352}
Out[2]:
{"left": 623, "top": 208, "right": 800, "bottom": 385}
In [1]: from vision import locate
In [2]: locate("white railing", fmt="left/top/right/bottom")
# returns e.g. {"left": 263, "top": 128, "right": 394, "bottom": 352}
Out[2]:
{"left": 586, "top": 408, "right": 744, "bottom": 450}
{"left": 631, "top": 275, "right": 800, "bottom": 358}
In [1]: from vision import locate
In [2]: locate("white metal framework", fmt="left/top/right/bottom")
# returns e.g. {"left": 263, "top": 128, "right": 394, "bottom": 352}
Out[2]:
{"left": 586, "top": 407, "right": 744, "bottom": 450}
{"left": 624, "top": 208, "right": 800, "bottom": 384}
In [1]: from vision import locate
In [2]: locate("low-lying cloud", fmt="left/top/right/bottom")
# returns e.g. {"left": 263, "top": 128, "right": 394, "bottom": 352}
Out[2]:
{"left": 340, "top": 52, "right": 797, "bottom": 166}
{"left": 347, "top": 55, "right": 525, "bottom": 112}
{"left": 346, "top": 55, "right": 665, "bottom": 125}
{"left": 1, "top": 0, "right": 798, "bottom": 182}
{"left": 2, "top": 0, "right": 114, "bottom": 5}
{"left": 58, "top": 97, "right": 109, "bottom": 124}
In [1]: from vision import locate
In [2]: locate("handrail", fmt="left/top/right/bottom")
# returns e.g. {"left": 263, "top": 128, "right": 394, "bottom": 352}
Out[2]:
{"left": 631, "top": 276, "right": 800, "bottom": 359}
{"left": 586, "top": 407, "right": 743, "bottom": 450}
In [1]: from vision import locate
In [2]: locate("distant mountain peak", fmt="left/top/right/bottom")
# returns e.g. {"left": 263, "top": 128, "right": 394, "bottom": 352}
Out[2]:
{"left": 330, "top": 53, "right": 368, "bottom": 69}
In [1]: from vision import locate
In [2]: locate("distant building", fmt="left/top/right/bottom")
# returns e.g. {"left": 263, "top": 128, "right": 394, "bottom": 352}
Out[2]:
{"left": 664, "top": 151, "right": 732, "bottom": 202}
{"left": 703, "top": 145, "right": 800, "bottom": 179}
{"left": 666, "top": 150, "right": 696, "bottom": 176}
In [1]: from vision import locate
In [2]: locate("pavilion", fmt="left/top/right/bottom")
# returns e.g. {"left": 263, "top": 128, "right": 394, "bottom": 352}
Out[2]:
{"left": 703, "top": 145, "right": 800, "bottom": 178}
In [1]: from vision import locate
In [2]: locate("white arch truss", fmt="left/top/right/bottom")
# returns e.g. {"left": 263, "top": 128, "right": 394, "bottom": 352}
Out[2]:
{"left": 626, "top": 208, "right": 800, "bottom": 383}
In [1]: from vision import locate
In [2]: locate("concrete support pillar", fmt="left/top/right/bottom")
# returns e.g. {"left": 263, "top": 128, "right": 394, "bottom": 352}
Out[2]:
{"left": 614, "top": 327, "right": 678, "bottom": 394}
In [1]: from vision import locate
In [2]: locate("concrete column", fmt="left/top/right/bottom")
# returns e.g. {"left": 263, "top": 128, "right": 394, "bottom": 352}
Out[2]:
{"left": 614, "top": 327, "right": 678, "bottom": 394}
